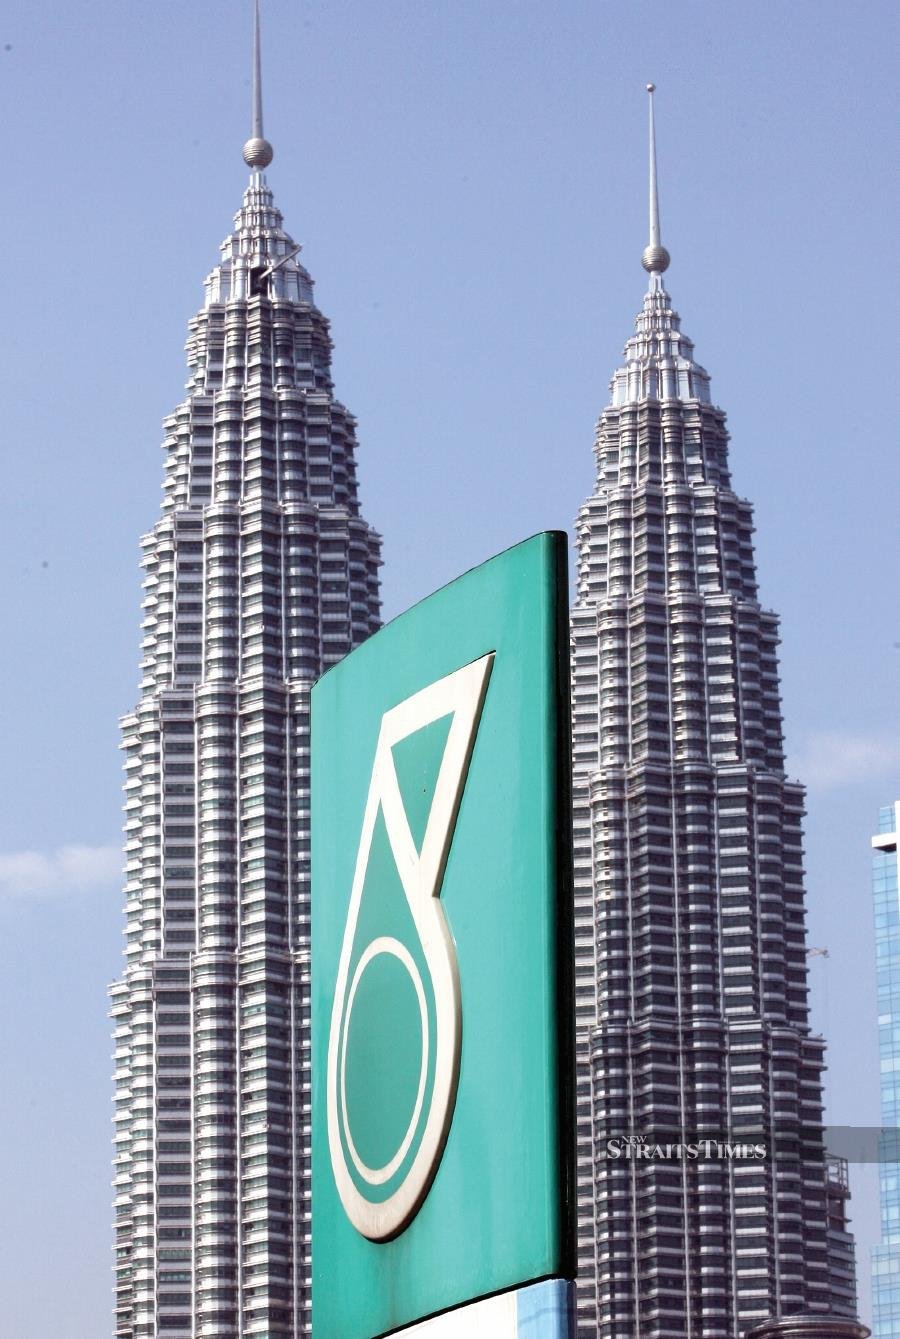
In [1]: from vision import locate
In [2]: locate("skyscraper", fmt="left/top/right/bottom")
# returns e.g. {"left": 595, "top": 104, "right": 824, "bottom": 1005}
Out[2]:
{"left": 569, "top": 87, "right": 867, "bottom": 1339}
{"left": 109, "top": 7, "right": 381, "bottom": 1336}
{"left": 826, "top": 1155, "right": 860, "bottom": 1321}
{"left": 872, "top": 800, "right": 900, "bottom": 1339}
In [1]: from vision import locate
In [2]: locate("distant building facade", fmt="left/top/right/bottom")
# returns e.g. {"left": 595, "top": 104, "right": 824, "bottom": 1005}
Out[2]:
{"left": 872, "top": 801, "right": 900, "bottom": 1339}
{"left": 827, "top": 1155, "right": 860, "bottom": 1316}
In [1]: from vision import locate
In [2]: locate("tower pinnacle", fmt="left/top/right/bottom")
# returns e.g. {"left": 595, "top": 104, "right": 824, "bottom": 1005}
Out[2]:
{"left": 641, "top": 82, "right": 670, "bottom": 276}
{"left": 242, "top": 0, "right": 274, "bottom": 170}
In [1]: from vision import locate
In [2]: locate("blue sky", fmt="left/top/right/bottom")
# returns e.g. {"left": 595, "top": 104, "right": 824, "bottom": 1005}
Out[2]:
{"left": 0, "top": 0, "right": 897, "bottom": 1333}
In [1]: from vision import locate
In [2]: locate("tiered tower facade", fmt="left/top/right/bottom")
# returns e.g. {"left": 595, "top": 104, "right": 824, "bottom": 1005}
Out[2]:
{"left": 109, "top": 13, "right": 381, "bottom": 1335}
{"left": 569, "top": 87, "right": 865, "bottom": 1339}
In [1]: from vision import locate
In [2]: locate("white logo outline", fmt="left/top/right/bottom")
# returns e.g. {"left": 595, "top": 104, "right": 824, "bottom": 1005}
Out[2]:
{"left": 326, "top": 653, "right": 494, "bottom": 1241}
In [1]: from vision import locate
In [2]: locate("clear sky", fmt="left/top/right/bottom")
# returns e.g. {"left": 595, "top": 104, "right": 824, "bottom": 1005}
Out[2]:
{"left": 0, "top": 0, "right": 897, "bottom": 1334}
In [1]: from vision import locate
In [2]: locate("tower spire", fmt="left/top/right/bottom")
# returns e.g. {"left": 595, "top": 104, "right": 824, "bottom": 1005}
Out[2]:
{"left": 641, "top": 82, "right": 670, "bottom": 277}
{"left": 243, "top": 0, "right": 274, "bottom": 170}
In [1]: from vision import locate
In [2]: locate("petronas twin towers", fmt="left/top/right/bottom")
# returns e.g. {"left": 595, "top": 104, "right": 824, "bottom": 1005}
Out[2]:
{"left": 110, "top": 13, "right": 865, "bottom": 1339}
{"left": 110, "top": 18, "right": 380, "bottom": 1334}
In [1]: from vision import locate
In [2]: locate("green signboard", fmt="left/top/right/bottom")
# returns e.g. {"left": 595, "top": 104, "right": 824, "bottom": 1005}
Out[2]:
{"left": 311, "top": 533, "right": 574, "bottom": 1338}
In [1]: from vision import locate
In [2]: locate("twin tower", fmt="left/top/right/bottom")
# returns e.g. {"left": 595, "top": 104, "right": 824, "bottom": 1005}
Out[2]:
{"left": 109, "top": 10, "right": 866, "bottom": 1339}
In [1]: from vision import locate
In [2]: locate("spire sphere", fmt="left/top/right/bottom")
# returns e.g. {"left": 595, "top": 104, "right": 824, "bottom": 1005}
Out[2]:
{"left": 642, "top": 243, "right": 670, "bottom": 274}
{"left": 243, "top": 136, "right": 274, "bottom": 168}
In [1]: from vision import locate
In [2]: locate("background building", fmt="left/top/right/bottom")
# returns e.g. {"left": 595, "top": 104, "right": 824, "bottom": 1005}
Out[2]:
{"left": 569, "top": 88, "right": 866, "bottom": 1339}
{"left": 829, "top": 1156, "right": 862, "bottom": 1318}
{"left": 872, "top": 801, "right": 900, "bottom": 1339}
{"left": 109, "top": 9, "right": 381, "bottom": 1335}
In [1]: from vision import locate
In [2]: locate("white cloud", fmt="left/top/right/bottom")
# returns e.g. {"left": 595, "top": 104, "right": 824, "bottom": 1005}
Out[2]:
{"left": 788, "top": 731, "right": 900, "bottom": 791}
{"left": 0, "top": 844, "right": 121, "bottom": 900}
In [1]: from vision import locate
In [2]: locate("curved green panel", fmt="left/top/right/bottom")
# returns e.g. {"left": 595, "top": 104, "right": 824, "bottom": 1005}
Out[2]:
{"left": 312, "top": 532, "right": 574, "bottom": 1339}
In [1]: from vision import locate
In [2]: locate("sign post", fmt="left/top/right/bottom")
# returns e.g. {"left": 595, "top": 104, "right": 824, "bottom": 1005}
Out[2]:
{"left": 311, "top": 533, "right": 575, "bottom": 1338}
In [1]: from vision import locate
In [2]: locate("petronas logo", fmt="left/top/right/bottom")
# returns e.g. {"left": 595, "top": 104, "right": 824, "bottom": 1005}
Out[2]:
{"left": 326, "top": 654, "right": 494, "bottom": 1241}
